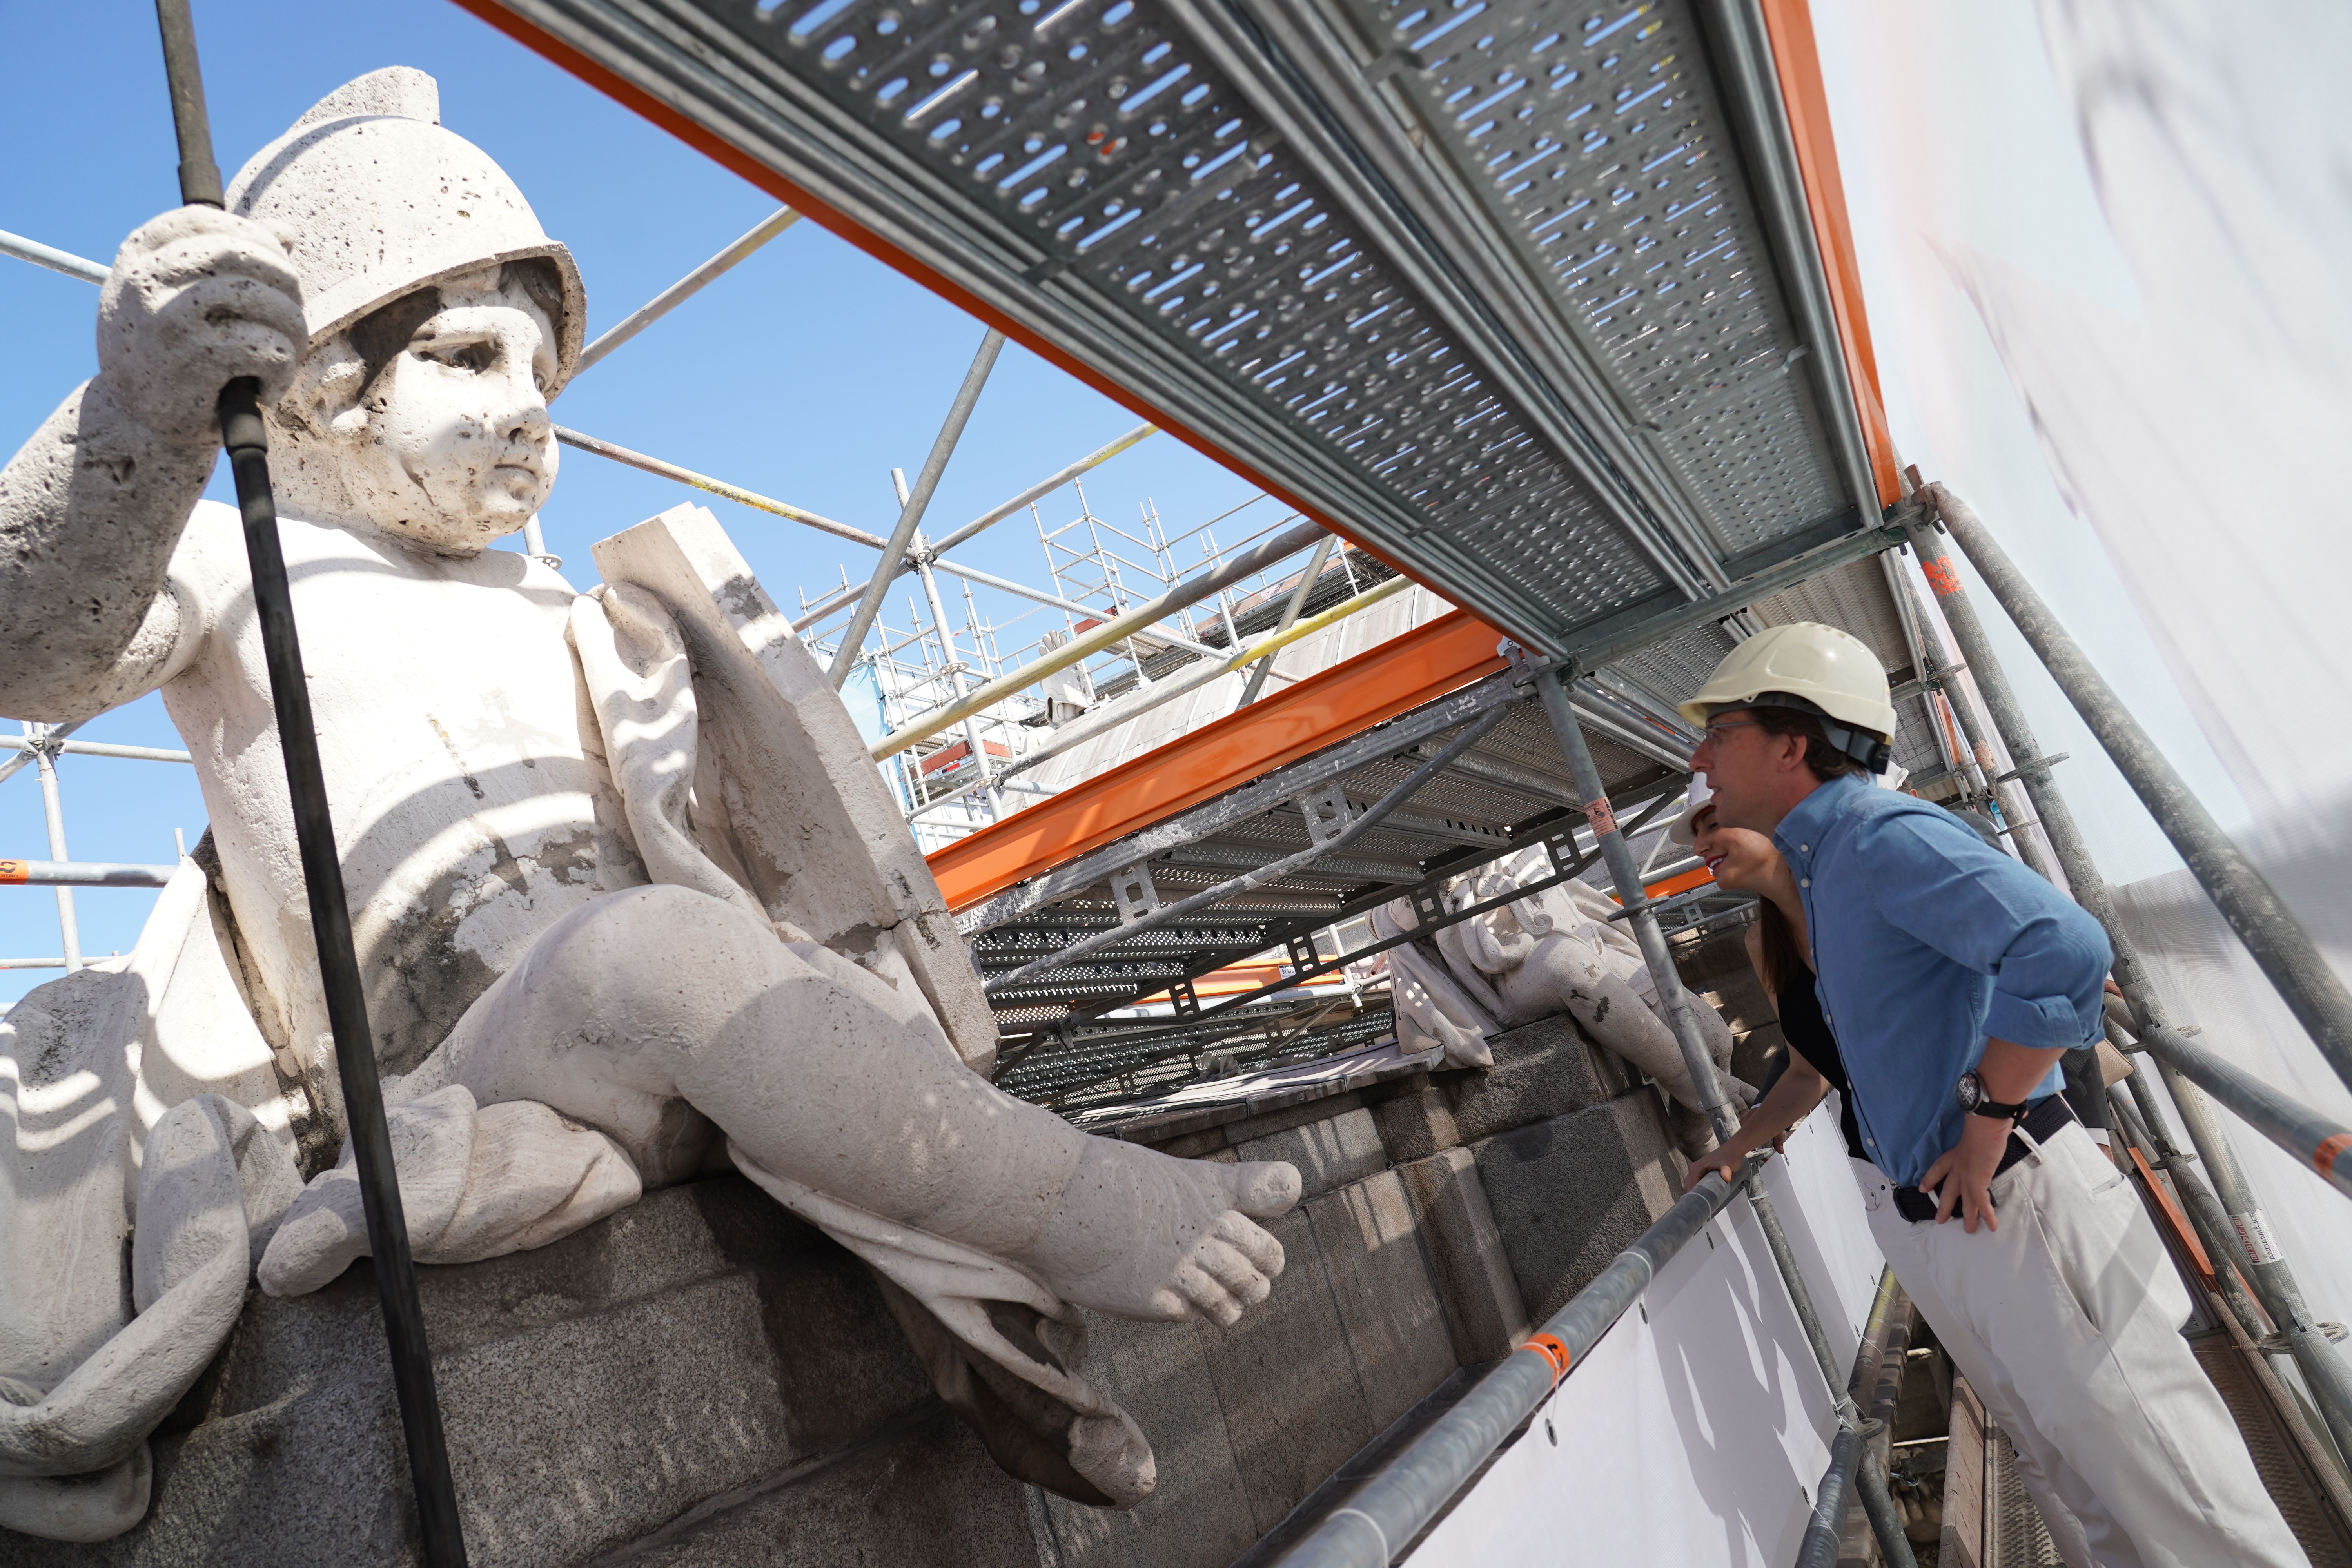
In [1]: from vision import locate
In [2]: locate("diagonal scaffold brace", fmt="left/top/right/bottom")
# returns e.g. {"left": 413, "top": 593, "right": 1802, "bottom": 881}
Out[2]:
{"left": 151, "top": 3, "right": 469, "bottom": 1561}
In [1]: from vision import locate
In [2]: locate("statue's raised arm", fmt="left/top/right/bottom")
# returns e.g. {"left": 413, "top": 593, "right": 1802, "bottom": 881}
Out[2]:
{"left": 0, "top": 204, "right": 303, "bottom": 720}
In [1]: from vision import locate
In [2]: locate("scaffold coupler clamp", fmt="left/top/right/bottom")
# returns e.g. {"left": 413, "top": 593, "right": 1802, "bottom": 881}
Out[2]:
{"left": 1498, "top": 638, "right": 1557, "bottom": 690}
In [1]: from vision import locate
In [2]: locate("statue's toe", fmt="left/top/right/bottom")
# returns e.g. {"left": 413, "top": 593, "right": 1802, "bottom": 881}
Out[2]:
{"left": 1228, "top": 1158, "right": 1301, "bottom": 1218}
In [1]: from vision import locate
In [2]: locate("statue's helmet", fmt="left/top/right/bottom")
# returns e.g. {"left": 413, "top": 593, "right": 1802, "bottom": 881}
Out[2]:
{"left": 226, "top": 67, "right": 587, "bottom": 395}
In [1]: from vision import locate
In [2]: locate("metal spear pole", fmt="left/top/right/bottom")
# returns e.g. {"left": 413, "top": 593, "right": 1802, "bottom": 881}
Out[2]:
{"left": 1528, "top": 660, "right": 1916, "bottom": 1568}
{"left": 827, "top": 330, "right": 1004, "bottom": 688}
{"left": 1903, "top": 488, "right": 2352, "bottom": 1466}
{"left": 151, "top": 4, "right": 466, "bottom": 1559}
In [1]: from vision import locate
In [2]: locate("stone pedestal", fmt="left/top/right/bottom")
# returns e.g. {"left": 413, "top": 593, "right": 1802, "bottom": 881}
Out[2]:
{"left": 1031, "top": 1165, "right": 1456, "bottom": 1568}
{"left": 0, "top": 1179, "right": 1035, "bottom": 1568}
{"left": 0, "top": 1006, "right": 1712, "bottom": 1568}
{"left": 1441, "top": 1012, "right": 1633, "bottom": 1144}
{"left": 1473, "top": 1092, "right": 1683, "bottom": 1322}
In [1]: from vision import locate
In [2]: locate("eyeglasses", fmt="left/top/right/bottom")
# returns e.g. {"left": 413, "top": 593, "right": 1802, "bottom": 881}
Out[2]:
{"left": 1698, "top": 717, "right": 1762, "bottom": 747}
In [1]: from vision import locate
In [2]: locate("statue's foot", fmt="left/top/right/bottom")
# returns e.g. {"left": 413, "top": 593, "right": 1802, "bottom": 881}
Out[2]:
{"left": 1020, "top": 1140, "right": 1301, "bottom": 1326}
{"left": 1667, "top": 1099, "right": 1722, "bottom": 1161}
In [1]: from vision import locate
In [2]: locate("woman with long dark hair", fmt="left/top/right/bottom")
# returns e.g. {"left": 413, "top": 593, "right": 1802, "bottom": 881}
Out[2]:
{"left": 1674, "top": 779, "right": 1867, "bottom": 1189}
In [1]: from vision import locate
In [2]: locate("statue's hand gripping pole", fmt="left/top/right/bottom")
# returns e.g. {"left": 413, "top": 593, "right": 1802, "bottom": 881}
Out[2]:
{"left": 151, "top": 4, "right": 468, "bottom": 1561}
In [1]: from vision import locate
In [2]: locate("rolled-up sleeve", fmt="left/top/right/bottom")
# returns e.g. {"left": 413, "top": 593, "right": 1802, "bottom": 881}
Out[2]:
{"left": 1981, "top": 907, "right": 2111, "bottom": 1046}
{"left": 1862, "top": 815, "right": 2112, "bottom": 1048}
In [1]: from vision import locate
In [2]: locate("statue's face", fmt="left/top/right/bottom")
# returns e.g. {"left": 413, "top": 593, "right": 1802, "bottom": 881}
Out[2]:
{"left": 294, "top": 267, "right": 560, "bottom": 554}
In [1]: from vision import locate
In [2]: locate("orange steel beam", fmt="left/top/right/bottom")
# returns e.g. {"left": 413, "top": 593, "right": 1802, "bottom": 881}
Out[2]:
{"left": 926, "top": 609, "right": 1506, "bottom": 911}
{"left": 1602, "top": 863, "right": 1716, "bottom": 905}
{"left": 1646, "top": 864, "right": 1716, "bottom": 900}
{"left": 2126, "top": 1145, "right": 2218, "bottom": 1290}
{"left": 1760, "top": 0, "right": 1902, "bottom": 508}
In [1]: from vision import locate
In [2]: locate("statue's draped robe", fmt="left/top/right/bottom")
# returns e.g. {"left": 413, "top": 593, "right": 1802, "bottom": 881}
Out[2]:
{"left": 0, "top": 505, "right": 1148, "bottom": 1542}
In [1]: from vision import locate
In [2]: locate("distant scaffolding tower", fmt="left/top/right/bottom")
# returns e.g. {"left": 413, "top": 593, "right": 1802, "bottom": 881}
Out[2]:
{"left": 2, "top": 722, "right": 189, "bottom": 973}
{"left": 797, "top": 463, "right": 1318, "bottom": 855}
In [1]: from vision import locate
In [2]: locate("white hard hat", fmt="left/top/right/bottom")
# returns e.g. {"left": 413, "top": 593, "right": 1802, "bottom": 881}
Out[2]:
{"left": 1667, "top": 774, "right": 1713, "bottom": 846}
{"left": 227, "top": 67, "right": 586, "bottom": 394}
{"left": 1678, "top": 622, "right": 1897, "bottom": 769}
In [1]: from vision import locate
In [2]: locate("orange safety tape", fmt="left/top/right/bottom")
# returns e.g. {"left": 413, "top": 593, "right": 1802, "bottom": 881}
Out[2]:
{"left": 0, "top": 859, "right": 27, "bottom": 885}
{"left": 1582, "top": 797, "right": 1617, "bottom": 838}
{"left": 1922, "top": 556, "right": 1963, "bottom": 599}
{"left": 1523, "top": 1332, "right": 1572, "bottom": 1386}
{"left": 2316, "top": 1132, "right": 2352, "bottom": 1182}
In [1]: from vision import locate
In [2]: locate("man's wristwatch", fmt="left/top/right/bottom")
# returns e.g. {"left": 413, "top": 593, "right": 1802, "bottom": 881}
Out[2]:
{"left": 1955, "top": 1069, "right": 2030, "bottom": 1122}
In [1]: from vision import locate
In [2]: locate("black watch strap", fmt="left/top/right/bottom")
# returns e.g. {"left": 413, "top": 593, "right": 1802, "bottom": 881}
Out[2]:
{"left": 1958, "top": 1068, "right": 2031, "bottom": 1121}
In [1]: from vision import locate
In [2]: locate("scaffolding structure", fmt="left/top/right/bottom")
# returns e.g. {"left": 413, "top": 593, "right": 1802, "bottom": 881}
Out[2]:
{"left": 790, "top": 462, "right": 1383, "bottom": 854}
{"left": 10, "top": 0, "right": 2352, "bottom": 1558}
{"left": 0, "top": 723, "right": 184, "bottom": 975}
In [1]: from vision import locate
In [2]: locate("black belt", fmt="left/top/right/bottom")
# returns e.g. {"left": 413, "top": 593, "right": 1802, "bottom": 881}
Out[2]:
{"left": 1892, "top": 1095, "right": 2076, "bottom": 1222}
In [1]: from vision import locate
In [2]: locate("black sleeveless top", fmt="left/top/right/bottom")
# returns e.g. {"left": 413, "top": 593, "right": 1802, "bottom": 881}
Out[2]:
{"left": 1776, "top": 969, "right": 1867, "bottom": 1161}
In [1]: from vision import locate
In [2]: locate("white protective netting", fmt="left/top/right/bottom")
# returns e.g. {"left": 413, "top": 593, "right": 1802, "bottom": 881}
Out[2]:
{"left": 1813, "top": 0, "right": 2352, "bottom": 1328}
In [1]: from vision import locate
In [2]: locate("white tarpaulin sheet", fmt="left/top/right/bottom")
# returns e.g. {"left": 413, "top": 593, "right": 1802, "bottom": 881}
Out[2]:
{"left": 1408, "top": 1107, "right": 1884, "bottom": 1566}
{"left": 1809, "top": 0, "right": 2352, "bottom": 1332}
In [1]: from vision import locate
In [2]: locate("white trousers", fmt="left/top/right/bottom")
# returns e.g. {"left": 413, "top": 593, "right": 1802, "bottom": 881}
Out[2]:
{"left": 1858, "top": 1125, "right": 2307, "bottom": 1568}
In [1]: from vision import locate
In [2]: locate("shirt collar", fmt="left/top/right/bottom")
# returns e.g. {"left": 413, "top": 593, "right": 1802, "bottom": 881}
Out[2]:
{"left": 1772, "top": 773, "right": 1870, "bottom": 873}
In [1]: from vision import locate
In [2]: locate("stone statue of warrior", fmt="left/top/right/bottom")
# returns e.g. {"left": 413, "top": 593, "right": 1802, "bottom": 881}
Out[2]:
{"left": 0, "top": 68, "right": 1296, "bottom": 1543}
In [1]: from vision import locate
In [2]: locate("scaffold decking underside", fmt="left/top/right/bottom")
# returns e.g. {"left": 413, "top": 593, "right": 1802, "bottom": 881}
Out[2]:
{"left": 468, "top": 0, "right": 1897, "bottom": 660}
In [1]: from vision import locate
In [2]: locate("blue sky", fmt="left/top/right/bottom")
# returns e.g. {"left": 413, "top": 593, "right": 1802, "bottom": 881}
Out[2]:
{"left": 0, "top": 0, "right": 1264, "bottom": 1002}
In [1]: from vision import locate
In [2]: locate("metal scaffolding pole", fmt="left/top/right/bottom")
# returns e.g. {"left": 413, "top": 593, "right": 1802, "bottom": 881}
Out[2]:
{"left": 1267, "top": 1160, "right": 1760, "bottom": 1568}
{"left": 1236, "top": 533, "right": 1334, "bottom": 710}
{"left": 1797, "top": 1269, "right": 1918, "bottom": 1568}
{"left": 828, "top": 329, "right": 1005, "bottom": 687}
{"left": 1529, "top": 665, "right": 1731, "bottom": 1138}
{"left": 802, "top": 423, "right": 1161, "bottom": 629}
{"left": 0, "top": 719, "right": 80, "bottom": 788}
{"left": 0, "top": 225, "right": 112, "bottom": 284}
{"left": 0, "top": 733, "right": 192, "bottom": 765}
{"left": 1903, "top": 489, "right": 2352, "bottom": 1466}
{"left": 1926, "top": 483, "right": 2352, "bottom": 1095}
{"left": 984, "top": 706, "right": 1513, "bottom": 993}
{"left": 874, "top": 517, "right": 1325, "bottom": 759}
{"left": 895, "top": 468, "right": 1002, "bottom": 820}
{"left": 572, "top": 207, "right": 799, "bottom": 377}
{"left": 921, "top": 572, "right": 1411, "bottom": 816}
{"left": 1530, "top": 660, "right": 1916, "bottom": 1568}
{"left": 30, "top": 730, "right": 81, "bottom": 973}
{"left": 2107, "top": 1081, "right": 2282, "bottom": 1365}
{"left": 1882, "top": 550, "right": 2031, "bottom": 867}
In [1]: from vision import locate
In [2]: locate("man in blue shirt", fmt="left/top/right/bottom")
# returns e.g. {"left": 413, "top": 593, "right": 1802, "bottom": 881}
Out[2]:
{"left": 1681, "top": 622, "right": 2303, "bottom": 1568}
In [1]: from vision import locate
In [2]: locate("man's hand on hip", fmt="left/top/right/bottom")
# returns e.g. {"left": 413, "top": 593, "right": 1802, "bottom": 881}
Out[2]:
{"left": 1924, "top": 1036, "right": 2067, "bottom": 1233}
{"left": 1923, "top": 1113, "right": 2015, "bottom": 1233}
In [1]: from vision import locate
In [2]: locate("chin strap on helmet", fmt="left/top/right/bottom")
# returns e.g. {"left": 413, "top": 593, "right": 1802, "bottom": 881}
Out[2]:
{"left": 1731, "top": 692, "right": 1893, "bottom": 775}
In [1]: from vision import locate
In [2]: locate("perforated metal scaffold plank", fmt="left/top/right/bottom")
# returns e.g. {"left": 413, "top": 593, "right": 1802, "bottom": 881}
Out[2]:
{"left": 466, "top": 0, "right": 1890, "bottom": 655}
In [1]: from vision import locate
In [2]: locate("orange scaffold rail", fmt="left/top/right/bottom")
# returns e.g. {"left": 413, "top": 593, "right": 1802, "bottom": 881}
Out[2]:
{"left": 924, "top": 609, "right": 1506, "bottom": 911}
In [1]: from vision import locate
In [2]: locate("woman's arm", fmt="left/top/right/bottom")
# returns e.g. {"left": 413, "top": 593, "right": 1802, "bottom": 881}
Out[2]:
{"left": 1683, "top": 1051, "right": 1828, "bottom": 1190}
{"left": 1682, "top": 923, "right": 1820, "bottom": 1188}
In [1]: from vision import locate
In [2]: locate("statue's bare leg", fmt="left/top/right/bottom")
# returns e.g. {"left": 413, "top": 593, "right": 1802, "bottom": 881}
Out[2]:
{"left": 400, "top": 886, "right": 1299, "bottom": 1324}
{"left": 1499, "top": 946, "right": 1745, "bottom": 1111}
